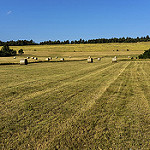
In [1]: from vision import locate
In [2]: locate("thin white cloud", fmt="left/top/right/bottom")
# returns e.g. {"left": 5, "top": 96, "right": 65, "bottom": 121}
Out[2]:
{"left": 7, "top": 11, "right": 12, "bottom": 15}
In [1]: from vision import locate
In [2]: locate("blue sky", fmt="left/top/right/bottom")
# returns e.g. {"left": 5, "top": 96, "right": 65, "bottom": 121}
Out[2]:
{"left": 0, "top": 0, "right": 150, "bottom": 43}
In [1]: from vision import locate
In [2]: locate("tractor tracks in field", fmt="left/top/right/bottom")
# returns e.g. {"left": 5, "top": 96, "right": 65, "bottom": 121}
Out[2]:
{"left": 45, "top": 61, "right": 131, "bottom": 145}
{"left": 0, "top": 61, "right": 110, "bottom": 103}
{"left": 1, "top": 61, "right": 120, "bottom": 117}
{"left": 126, "top": 62, "right": 150, "bottom": 145}
{"left": 1, "top": 61, "right": 128, "bottom": 130}
{"left": 1, "top": 61, "right": 117, "bottom": 105}
{"left": 132, "top": 62, "right": 150, "bottom": 109}
{"left": 0, "top": 61, "right": 109, "bottom": 91}
{"left": 134, "top": 62, "right": 150, "bottom": 114}
{"left": 22, "top": 61, "right": 126, "bottom": 105}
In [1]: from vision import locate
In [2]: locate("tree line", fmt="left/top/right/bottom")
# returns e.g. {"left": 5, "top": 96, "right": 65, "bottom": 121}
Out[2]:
{"left": 40, "top": 35, "right": 150, "bottom": 45}
{"left": 0, "top": 40, "right": 37, "bottom": 46}
{"left": 1, "top": 35, "right": 150, "bottom": 46}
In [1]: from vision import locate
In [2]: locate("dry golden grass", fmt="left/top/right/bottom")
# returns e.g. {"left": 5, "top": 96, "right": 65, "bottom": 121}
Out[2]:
{"left": 1, "top": 42, "right": 149, "bottom": 64}
{"left": 0, "top": 43, "right": 150, "bottom": 149}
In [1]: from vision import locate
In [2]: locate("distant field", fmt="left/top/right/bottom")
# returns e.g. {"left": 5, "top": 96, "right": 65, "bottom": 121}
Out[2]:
{"left": 7, "top": 42, "right": 150, "bottom": 52}
{"left": 1, "top": 42, "right": 150, "bottom": 63}
{"left": 0, "top": 43, "right": 150, "bottom": 149}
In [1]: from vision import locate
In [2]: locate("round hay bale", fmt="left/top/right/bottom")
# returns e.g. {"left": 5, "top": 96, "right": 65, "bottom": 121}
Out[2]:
{"left": 48, "top": 57, "right": 52, "bottom": 60}
{"left": 131, "top": 57, "right": 134, "bottom": 59}
{"left": 55, "top": 56, "right": 58, "bottom": 59}
{"left": 34, "top": 57, "right": 38, "bottom": 60}
{"left": 88, "top": 56, "right": 91, "bottom": 58}
{"left": 112, "top": 57, "right": 117, "bottom": 63}
{"left": 97, "top": 58, "right": 101, "bottom": 61}
{"left": 13, "top": 57, "right": 16, "bottom": 59}
{"left": 114, "top": 56, "right": 117, "bottom": 59}
{"left": 60, "top": 58, "right": 64, "bottom": 61}
{"left": 27, "top": 57, "right": 30, "bottom": 59}
{"left": 20, "top": 59, "right": 28, "bottom": 65}
{"left": 31, "top": 57, "right": 34, "bottom": 59}
{"left": 45, "top": 58, "right": 50, "bottom": 61}
{"left": 87, "top": 58, "right": 93, "bottom": 63}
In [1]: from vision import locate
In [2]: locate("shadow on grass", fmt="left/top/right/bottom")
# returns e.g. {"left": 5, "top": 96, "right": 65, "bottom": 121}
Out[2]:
{"left": 0, "top": 59, "right": 87, "bottom": 66}
{"left": 119, "top": 59, "right": 150, "bottom": 61}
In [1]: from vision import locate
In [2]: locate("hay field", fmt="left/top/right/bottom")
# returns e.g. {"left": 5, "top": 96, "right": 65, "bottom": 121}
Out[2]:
{"left": 0, "top": 42, "right": 149, "bottom": 64}
{"left": 0, "top": 42, "right": 150, "bottom": 64}
{"left": 0, "top": 43, "right": 150, "bottom": 149}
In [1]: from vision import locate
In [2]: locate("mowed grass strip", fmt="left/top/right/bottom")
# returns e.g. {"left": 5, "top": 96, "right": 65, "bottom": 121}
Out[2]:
{"left": 1, "top": 59, "right": 127, "bottom": 149}
{"left": 0, "top": 60, "right": 150, "bottom": 149}
{"left": 45, "top": 61, "right": 150, "bottom": 150}
{"left": 0, "top": 59, "right": 112, "bottom": 106}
